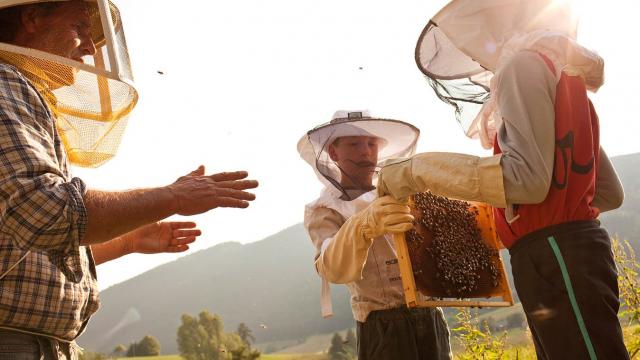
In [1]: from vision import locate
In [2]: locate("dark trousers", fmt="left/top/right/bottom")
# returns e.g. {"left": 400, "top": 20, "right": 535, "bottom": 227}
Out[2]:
{"left": 0, "top": 329, "right": 76, "bottom": 360}
{"left": 357, "top": 306, "right": 451, "bottom": 360}
{"left": 509, "top": 220, "right": 629, "bottom": 360}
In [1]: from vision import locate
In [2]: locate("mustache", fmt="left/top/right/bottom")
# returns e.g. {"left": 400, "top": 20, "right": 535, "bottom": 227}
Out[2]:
{"left": 347, "top": 160, "right": 377, "bottom": 168}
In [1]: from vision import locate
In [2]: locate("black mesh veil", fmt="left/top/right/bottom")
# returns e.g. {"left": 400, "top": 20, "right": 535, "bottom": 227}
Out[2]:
{"left": 415, "top": 21, "right": 493, "bottom": 136}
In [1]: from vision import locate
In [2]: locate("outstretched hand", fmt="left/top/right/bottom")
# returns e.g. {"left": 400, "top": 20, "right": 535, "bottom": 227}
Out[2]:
{"left": 126, "top": 221, "right": 202, "bottom": 254}
{"left": 168, "top": 165, "right": 259, "bottom": 216}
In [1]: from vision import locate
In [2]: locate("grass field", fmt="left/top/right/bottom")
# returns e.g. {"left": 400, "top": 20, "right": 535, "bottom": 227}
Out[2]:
{"left": 261, "top": 355, "right": 327, "bottom": 360}
{"left": 119, "top": 355, "right": 327, "bottom": 360}
{"left": 116, "top": 320, "right": 640, "bottom": 360}
{"left": 117, "top": 357, "right": 182, "bottom": 360}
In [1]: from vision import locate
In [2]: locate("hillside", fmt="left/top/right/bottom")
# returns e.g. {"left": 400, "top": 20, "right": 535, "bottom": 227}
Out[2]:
{"left": 600, "top": 153, "right": 640, "bottom": 245}
{"left": 79, "top": 152, "right": 638, "bottom": 354}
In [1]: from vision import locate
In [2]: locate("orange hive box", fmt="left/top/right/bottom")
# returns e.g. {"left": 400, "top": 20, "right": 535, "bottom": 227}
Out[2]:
{"left": 394, "top": 192, "right": 514, "bottom": 308}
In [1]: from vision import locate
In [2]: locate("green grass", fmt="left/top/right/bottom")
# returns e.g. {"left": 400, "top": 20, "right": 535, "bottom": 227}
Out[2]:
{"left": 261, "top": 355, "right": 327, "bottom": 360}
{"left": 502, "top": 346, "right": 537, "bottom": 360}
{"left": 115, "top": 320, "right": 638, "bottom": 360}
{"left": 116, "top": 356, "right": 182, "bottom": 360}
{"left": 256, "top": 328, "right": 355, "bottom": 355}
{"left": 117, "top": 355, "right": 326, "bottom": 360}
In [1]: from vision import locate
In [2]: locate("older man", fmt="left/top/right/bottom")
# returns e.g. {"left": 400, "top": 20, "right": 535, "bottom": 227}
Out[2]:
{"left": 0, "top": 1, "right": 258, "bottom": 358}
{"left": 298, "top": 111, "right": 451, "bottom": 360}
{"left": 377, "top": 0, "right": 627, "bottom": 358}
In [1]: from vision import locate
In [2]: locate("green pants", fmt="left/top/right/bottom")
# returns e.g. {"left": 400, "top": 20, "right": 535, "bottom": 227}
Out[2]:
{"left": 357, "top": 307, "right": 451, "bottom": 360}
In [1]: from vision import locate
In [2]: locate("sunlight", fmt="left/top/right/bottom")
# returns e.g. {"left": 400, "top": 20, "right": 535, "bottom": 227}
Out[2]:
{"left": 553, "top": 0, "right": 593, "bottom": 21}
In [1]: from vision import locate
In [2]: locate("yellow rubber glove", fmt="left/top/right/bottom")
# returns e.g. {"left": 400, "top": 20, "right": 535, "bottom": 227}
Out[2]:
{"left": 316, "top": 196, "right": 414, "bottom": 284}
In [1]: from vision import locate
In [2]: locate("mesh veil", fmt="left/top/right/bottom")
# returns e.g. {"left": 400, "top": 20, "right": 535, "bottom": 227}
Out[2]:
{"left": 415, "top": 0, "right": 581, "bottom": 144}
{"left": 0, "top": 0, "right": 137, "bottom": 167}
{"left": 298, "top": 111, "right": 420, "bottom": 199}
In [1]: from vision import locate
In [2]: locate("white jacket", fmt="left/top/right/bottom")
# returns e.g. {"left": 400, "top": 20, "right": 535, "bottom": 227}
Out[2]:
{"left": 304, "top": 188, "right": 405, "bottom": 322}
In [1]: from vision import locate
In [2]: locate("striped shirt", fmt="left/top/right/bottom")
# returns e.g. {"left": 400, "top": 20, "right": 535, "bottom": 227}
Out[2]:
{"left": 0, "top": 63, "right": 99, "bottom": 341}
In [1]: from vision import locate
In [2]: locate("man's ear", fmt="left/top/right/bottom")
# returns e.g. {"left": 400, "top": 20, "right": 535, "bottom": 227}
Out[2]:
{"left": 20, "top": 6, "right": 45, "bottom": 34}
{"left": 328, "top": 145, "right": 339, "bottom": 162}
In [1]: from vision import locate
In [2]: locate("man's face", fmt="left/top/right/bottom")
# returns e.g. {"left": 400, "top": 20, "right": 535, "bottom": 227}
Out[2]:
{"left": 25, "top": 1, "right": 97, "bottom": 62}
{"left": 328, "top": 136, "right": 380, "bottom": 189}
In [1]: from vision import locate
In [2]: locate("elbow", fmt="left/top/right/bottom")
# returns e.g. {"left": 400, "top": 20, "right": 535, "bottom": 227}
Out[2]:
{"left": 595, "top": 184, "right": 625, "bottom": 213}
{"left": 609, "top": 190, "right": 625, "bottom": 211}
{"left": 528, "top": 184, "right": 550, "bottom": 204}
{"left": 517, "top": 175, "right": 550, "bottom": 204}
{"left": 502, "top": 160, "right": 552, "bottom": 205}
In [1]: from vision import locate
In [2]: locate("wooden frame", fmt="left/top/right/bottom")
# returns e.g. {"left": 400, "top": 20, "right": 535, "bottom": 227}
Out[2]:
{"left": 394, "top": 204, "right": 514, "bottom": 308}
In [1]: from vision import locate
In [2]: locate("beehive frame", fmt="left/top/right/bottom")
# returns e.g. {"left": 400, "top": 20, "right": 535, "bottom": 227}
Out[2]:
{"left": 394, "top": 203, "right": 514, "bottom": 308}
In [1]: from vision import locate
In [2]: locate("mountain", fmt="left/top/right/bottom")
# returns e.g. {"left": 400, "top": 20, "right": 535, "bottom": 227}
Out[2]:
{"left": 78, "top": 224, "right": 354, "bottom": 354}
{"left": 78, "top": 152, "right": 639, "bottom": 354}
{"left": 600, "top": 153, "right": 640, "bottom": 246}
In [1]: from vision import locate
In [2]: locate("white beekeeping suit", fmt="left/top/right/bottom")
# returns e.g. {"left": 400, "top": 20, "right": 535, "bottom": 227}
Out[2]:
{"left": 298, "top": 110, "right": 419, "bottom": 319}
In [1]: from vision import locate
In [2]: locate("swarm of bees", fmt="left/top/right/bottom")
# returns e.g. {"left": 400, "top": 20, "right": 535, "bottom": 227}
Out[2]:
{"left": 405, "top": 192, "right": 500, "bottom": 298}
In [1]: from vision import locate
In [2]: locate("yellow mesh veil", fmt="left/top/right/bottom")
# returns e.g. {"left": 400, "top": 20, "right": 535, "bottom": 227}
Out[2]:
{"left": 0, "top": 0, "right": 138, "bottom": 167}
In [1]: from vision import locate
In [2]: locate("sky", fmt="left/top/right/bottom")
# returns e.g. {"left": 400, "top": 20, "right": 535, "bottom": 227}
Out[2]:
{"left": 73, "top": 0, "right": 640, "bottom": 290}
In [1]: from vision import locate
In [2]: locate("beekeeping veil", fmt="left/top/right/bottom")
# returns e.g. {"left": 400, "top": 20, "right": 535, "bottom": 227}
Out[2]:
{"left": 0, "top": 0, "right": 137, "bottom": 167}
{"left": 298, "top": 110, "right": 420, "bottom": 200}
{"left": 416, "top": 0, "right": 604, "bottom": 149}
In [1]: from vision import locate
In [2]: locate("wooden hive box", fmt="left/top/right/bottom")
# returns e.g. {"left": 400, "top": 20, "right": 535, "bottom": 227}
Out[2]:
{"left": 394, "top": 192, "right": 514, "bottom": 308}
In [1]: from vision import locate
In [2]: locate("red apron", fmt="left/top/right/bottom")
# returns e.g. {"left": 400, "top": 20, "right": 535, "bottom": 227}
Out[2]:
{"left": 493, "top": 54, "right": 600, "bottom": 248}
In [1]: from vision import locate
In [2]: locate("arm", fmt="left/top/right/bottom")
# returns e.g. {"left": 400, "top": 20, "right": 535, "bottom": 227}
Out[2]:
{"left": 377, "top": 153, "right": 506, "bottom": 207}
{"left": 306, "top": 207, "right": 372, "bottom": 284}
{"left": 495, "top": 50, "right": 557, "bottom": 204}
{"left": 91, "top": 221, "right": 202, "bottom": 265}
{"left": 378, "top": 51, "right": 557, "bottom": 207}
{"left": 305, "top": 196, "right": 413, "bottom": 284}
{"left": 83, "top": 166, "right": 257, "bottom": 245}
{"left": 593, "top": 147, "right": 624, "bottom": 212}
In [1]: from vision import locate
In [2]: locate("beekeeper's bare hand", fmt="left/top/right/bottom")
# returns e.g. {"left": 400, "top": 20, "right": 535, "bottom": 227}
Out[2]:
{"left": 360, "top": 195, "right": 414, "bottom": 239}
{"left": 168, "top": 165, "right": 258, "bottom": 216}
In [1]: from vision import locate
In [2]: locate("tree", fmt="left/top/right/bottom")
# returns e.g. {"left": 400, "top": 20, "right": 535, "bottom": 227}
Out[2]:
{"left": 112, "top": 344, "right": 126, "bottom": 358}
{"left": 138, "top": 335, "right": 161, "bottom": 356}
{"left": 126, "top": 342, "right": 137, "bottom": 357}
{"left": 344, "top": 328, "right": 357, "bottom": 357}
{"left": 177, "top": 312, "right": 221, "bottom": 360}
{"left": 126, "top": 335, "right": 161, "bottom": 357}
{"left": 177, "top": 310, "right": 261, "bottom": 360}
{"left": 237, "top": 322, "right": 255, "bottom": 348}
{"left": 328, "top": 333, "right": 351, "bottom": 360}
{"left": 227, "top": 333, "right": 260, "bottom": 360}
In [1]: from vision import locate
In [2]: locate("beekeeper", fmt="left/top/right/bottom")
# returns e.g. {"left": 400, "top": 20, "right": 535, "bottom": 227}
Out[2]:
{"left": 0, "top": 1, "right": 258, "bottom": 357}
{"left": 298, "top": 110, "right": 451, "bottom": 360}
{"left": 376, "top": 0, "right": 627, "bottom": 358}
